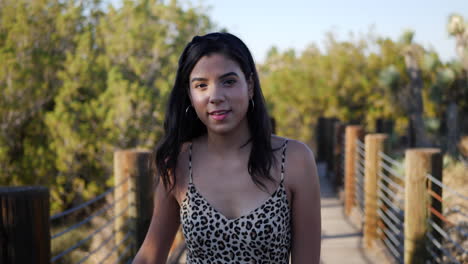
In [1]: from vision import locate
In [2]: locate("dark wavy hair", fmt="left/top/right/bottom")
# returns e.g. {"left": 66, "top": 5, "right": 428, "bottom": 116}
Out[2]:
{"left": 153, "top": 32, "right": 276, "bottom": 193}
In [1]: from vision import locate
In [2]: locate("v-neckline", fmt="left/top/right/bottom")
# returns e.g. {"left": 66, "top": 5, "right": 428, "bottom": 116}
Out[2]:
{"left": 184, "top": 182, "right": 285, "bottom": 222}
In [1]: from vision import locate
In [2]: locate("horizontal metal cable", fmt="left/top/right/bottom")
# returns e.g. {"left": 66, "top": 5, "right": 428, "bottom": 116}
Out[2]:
{"left": 377, "top": 200, "right": 403, "bottom": 226}
{"left": 355, "top": 162, "right": 365, "bottom": 177}
{"left": 377, "top": 209, "right": 402, "bottom": 236}
{"left": 51, "top": 202, "right": 133, "bottom": 263}
{"left": 378, "top": 151, "right": 404, "bottom": 170}
{"left": 377, "top": 228, "right": 402, "bottom": 260}
{"left": 427, "top": 219, "right": 467, "bottom": 254}
{"left": 378, "top": 180, "right": 404, "bottom": 205}
{"left": 379, "top": 159, "right": 405, "bottom": 181}
{"left": 377, "top": 225, "right": 403, "bottom": 248}
{"left": 51, "top": 188, "right": 131, "bottom": 240}
{"left": 379, "top": 171, "right": 405, "bottom": 193}
{"left": 426, "top": 173, "right": 468, "bottom": 201}
{"left": 378, "top": 190, "right": 403, "bottom": 216}
{"left": 426, "top": 232, "right": 460, "bottom": 264}
{"left": 429, "top": 206, "right": 453, "bottom": 227}
{"left": 51, "top": 176, "right": 130, "bottom": 221}
{"left": 115, "top": 241, "right": 135, "bottom": 263}
{"left": 355, "top": 182, "right": 364, "bottom": 195}
{"left": 76, "top": 218, "right": 133, "bottom": 264}
{"left": 357, "top": 147, "right": 366, "bottom": 159}
{"left": 425, "top": 243, "right": 441, "bottom": 264}
{"left": 356, "top": 161, "right": 365, "bottom": 177}
{"left": 355, "top": 177, "right": 364, "bottom": 191}
{"left": 355, "top": 184, "right": 364, "bottom": 197}
{"left": 356, "top": 194, "right": 365, "bottom": 211}
{"left": 100, "top": 230, "right": 133, "bottom": 263}
{"left": 356, "top": 139, "right": 365, "bottom": 149}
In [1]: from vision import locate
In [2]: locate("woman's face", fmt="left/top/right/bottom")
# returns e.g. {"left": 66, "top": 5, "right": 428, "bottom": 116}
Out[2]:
{"left": 189, "top": 53, "right": 253, "bottom": 135}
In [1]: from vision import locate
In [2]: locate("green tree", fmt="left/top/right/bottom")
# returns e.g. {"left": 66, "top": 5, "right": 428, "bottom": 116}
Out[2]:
{"left": 45, "top": 0, "right": 213, "bottom": 212}
{"left": 0, "top": 0, "right": 68, "bottom": 186}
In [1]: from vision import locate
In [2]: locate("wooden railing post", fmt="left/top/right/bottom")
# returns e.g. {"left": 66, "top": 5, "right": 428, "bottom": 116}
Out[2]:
{"left": 0, "top": 186, "right": 50, "bottom": 264}
{"left": 332, "top": 122, "right": 347, "bottom": 189}
{"left": 404, "top": 148, "right": 442, "bottom": 264}
{"left": 344, "top": 125, "right": 364, "bottom": 216}
{"left": 114, "top": 150, "right": 152, "bottom": 259}
{"left": 363, "top": 134, "right": 388, "bottom": 248}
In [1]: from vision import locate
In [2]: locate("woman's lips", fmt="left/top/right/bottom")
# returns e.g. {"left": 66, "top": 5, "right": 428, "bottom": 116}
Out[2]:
{"left": 210, "top": 110, "right": 231, "bottom": 121}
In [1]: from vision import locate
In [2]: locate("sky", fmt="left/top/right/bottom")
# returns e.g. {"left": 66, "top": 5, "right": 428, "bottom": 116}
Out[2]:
{"left": 198, "top": 0, "right": 467, "bottom": 63}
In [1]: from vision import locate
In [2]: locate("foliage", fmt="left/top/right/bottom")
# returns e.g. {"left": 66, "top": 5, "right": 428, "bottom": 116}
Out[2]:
{"left": 0, "top": 0, "right": 213, "bottom": 213}
{"left": 260, "top": 25, "right": 468, "bottom": 149}
{"left": 2, "top": 0, "right": 467, "bottom": 214}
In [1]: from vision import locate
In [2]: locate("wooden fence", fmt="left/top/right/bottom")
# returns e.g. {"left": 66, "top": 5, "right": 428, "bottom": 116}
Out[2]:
{"left": 317, "top": 118, "right": 467, "bottom": 264}
{"left": 0, "top": 150, "right": 185, "bottom": 263}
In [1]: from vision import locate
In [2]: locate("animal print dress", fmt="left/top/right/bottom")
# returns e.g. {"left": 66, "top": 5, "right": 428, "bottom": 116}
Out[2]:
{"left": 180, "top": 140, "right": 291, "bottom": 264}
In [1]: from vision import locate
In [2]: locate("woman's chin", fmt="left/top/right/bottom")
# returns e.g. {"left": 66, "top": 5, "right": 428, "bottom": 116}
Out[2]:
{"left": 206, "top": 124, "right": 236, "bottom": 135}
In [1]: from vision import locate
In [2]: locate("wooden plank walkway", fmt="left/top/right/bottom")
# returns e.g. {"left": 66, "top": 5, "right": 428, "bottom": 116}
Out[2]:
{"left": 318, "top": 162, "right": 384, "bottom": 264}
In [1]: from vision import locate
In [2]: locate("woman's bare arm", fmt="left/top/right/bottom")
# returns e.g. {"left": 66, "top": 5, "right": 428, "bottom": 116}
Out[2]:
{"left": 132, "top": 177, "right": 181, "bottom": 264}
{"left": 288, "top": 140, "right": 322, "bottom": 264}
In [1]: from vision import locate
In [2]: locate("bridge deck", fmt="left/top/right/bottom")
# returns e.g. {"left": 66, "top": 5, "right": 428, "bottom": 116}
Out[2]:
{"left": 318, "top": 162, "right": 384, "bottom": 264}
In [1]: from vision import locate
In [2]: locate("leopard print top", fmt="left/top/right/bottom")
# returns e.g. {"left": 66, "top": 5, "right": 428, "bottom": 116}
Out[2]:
{"left": 180, "top": 140, "right": 291, "bottom": 264}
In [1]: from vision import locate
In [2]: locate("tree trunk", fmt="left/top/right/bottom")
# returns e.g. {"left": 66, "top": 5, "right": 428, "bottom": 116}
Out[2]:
{"left": 403, "top": 49, "right": 430, "bottom": 147}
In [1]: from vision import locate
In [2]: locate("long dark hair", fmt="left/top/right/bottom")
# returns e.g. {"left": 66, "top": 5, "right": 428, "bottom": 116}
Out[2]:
{"left": 153, "top": 32, "right": 276, "bottom": 192}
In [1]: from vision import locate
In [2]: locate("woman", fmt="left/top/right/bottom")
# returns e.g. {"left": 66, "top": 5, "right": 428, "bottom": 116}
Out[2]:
{"left": 133, "top": 32, "right": 321, "bottom": 264}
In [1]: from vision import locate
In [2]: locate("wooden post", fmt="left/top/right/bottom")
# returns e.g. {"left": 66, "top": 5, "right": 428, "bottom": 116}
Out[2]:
{"left": 404, "top": 149, "right": 442, "bottom": 264}
{"left": 333, "top": 122, "right": 347, "bottom": 189}
{"left": 0, "top": 186, "right": 50, "bottom": 264}
{"left": 325, "top": 118, "right": 339, "bottom": 178}
{"left": 363, "top": 134, "right": 388, "bottom": 248}
{"left": 316, "top": 117, "right": 327, "bottom": 162}
{"left": 344, "top": 125, "right": 364, "bottom": 216}
{"left": 114, "top": 150, "right": 152, "bottom": 260}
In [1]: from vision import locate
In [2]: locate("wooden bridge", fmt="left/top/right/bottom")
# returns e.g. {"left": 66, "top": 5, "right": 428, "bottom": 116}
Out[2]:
{"left": 318, "top": 162, "right": 390, "bottom": 264}
{"left": 1, "top": 122, "right": 466, "bottom": 263}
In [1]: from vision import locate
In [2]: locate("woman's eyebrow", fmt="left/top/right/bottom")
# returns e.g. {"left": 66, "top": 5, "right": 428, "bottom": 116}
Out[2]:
{"left": 190, "top": 72, "right": 239, "bottom": 83}
{"left": 191, "top": 77, "right": 207, "bottom": 83}
{"left": 218, "top": 72, "right": 239, "bottom": 79}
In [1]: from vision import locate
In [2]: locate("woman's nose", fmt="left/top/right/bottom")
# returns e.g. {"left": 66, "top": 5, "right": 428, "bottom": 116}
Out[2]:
{"left": 209, "top": 83, "right": 225, "bottom": 104}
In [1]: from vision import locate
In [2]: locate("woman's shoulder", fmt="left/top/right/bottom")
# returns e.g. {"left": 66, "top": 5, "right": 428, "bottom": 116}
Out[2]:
{"left": 272, "top": 135, "right": 318, "bottom": 189}
{"left": 271, "top": 135, "right": 315, "bottom": 159}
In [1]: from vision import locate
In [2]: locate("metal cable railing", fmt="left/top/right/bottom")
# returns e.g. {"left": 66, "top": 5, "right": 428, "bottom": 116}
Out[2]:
{"left": 51, "top": 187, "right": 130, "bottom": 240}
{"left": 425, "top": 173, "right": 468, "bottom": 264}
{"left": 340, "top": 129, "right": 467, "bottom": 263}
{"left": 50, "top": 176, "right": 136, "bottom": 263}
{"left": 51, "top": 195, "right": 133, "bottom": 262}
{"left": 355, "top": 139, "right": 365, "bottom": 214}
{"left": 50, "top": 176, "right": 130, "bottom": 221}
{"left": 377, "top": 151, "right": 405, "bottom": 264}
{"left": 75, "top": 218, "right": 132, "bottom": 264}
{"left": 100, "top": 230, "right": 134, "bottom": 263}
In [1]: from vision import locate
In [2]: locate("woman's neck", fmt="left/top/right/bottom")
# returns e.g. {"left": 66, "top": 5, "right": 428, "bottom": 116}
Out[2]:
{"left": 203, "top": 120, "right": 251, "bottom": 157}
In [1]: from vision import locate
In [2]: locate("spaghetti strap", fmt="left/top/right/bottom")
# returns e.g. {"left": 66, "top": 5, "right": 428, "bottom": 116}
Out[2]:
{"left": 280, "top": 139, "right": 288, "bottom": 182}
{"left": 188, "top": 142, "right": 193, "bottom": 184}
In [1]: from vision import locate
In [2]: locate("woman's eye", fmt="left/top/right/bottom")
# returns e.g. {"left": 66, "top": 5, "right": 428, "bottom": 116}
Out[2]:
{"left": 223, "top": 79, "right": 236, "bottom": 86}
{"left": 195, "top": 83, "right": 207, "bottom": 88}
